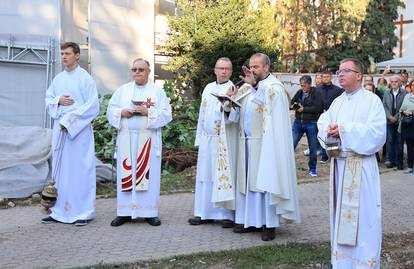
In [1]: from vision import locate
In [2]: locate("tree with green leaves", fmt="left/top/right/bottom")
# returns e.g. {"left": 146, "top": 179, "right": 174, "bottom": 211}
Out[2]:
{"left": 354, "top": 0, "right": 403, "bottom": 72}
{"left": 164, "top": 0, "right": 403, "bottom": 82}
{"left": 269, "top": 0, "right": 402, "bottom": 72}
{"left": 164, "top": 0, "right": 278, "bottom": 96}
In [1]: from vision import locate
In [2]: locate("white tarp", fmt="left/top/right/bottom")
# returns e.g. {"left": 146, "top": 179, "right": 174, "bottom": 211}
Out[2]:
{"left": 0, "top": 121, "right": 52, "bottom": 198}
{"left": 0, "top": 120, "right": 116, "bottom": 198}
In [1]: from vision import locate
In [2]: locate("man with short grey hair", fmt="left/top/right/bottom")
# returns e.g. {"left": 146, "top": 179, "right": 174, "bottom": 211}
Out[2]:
{"left": 383, "top": 74, "right": 406, "bottom": 169}
{"left": 188, "top": 57, "right": 235, "bottom": 227}
{"left": 107, "top": 58, "right": 172, "bottom": 227}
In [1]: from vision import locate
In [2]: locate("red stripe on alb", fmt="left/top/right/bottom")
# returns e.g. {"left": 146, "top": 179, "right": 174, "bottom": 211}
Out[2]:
{"left": 122, "top": 158, "right": 131, "bottom": 170}
{"left": 121, "top": 138, "right": 152, "bottom": 191}
{"left": 136, "top": 139, "right": 151, "bottom": 187}
{"left": 135, "top": 139, "right": 149, "bottom": 168}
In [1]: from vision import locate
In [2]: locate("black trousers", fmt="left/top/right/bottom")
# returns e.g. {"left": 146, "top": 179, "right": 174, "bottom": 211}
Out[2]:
{"left": 406, "top": 138, "right": 414, "bottom": 168}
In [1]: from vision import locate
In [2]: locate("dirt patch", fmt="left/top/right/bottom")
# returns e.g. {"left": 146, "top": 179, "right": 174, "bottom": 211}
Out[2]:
{"left": 382, "top": 233, "right": 414, "bottom": 269}
{"left": 294, "top": 138, "right": 391, "bottom": 184}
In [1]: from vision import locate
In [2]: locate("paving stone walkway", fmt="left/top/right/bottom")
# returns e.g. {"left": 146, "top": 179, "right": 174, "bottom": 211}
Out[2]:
{"left": 0, "top": 171, "right": 413, "bottom": 269}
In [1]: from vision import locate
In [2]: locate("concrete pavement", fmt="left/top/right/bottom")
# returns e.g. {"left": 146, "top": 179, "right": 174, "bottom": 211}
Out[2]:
{"left": 0, "top": 171, "right": 413, "bottom": 269}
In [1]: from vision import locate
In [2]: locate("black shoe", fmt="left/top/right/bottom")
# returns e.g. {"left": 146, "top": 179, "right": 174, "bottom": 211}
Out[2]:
{"left": 320, "top": 158, "right": 329, "bottom": 164}
{"left": 386, "top": 163, "right": 395, "bottom": 168}
{"left": 41, "top": 216, "right": 58, "bottom": 224}
{"left": 221, "top": 219, "right": 234, "bottom": 228}
{"left": 145, "top": 217, "right": 161, "bottom": 226}
{"left": 233, "top": 224, "right": 260, "bottom": 233}
{"left": 110, "top": 216, "right": 131, "bottom": 227}
{"left": 261, "top": 227, "right": 276, "bottom": 241}
{"left": 73, "top": 220, "right": 88, "bottom": 226}
{"left": 188, "top": 216, "right": 214, "bottom": 225}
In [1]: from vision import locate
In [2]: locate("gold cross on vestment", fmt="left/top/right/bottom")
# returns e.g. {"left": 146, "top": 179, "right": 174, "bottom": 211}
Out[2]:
{"left": 393, "top": 14, "right": 413, "bottom": 57}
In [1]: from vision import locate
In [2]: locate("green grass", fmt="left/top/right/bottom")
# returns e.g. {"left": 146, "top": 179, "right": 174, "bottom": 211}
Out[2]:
{"left": 96, "top": 181, "right": 117, "bottom": 198}
{"left": 160, "top": 168, "right": 195, "bottom": 194}
{"left": 75, "top": 242, "right": 330, "bottom": 269}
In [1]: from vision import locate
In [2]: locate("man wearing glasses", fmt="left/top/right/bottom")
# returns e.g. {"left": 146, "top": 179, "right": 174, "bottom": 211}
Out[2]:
{"left": 318, "top": 58, "right": 386, "bottom": 269}
{"left": 106, "top": 58, "right": 172, "bottom": 227}
{"left": 188, "top": 57, "right": 235, "bottom": 228}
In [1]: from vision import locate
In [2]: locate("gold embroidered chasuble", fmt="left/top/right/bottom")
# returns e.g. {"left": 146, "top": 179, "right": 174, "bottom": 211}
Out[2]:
{"left": 228, "top": 75, "right": 300, "bottom": 222}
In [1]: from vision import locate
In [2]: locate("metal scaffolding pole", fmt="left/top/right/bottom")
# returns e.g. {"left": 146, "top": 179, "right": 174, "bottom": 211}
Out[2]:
{"left": 0, "top": 35, "right": 56, "bottom": 128}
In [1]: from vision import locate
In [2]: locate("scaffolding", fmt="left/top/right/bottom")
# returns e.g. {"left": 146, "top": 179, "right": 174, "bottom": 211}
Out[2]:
{"left": 0, "top": 35, "right": 57, "bottom": 128}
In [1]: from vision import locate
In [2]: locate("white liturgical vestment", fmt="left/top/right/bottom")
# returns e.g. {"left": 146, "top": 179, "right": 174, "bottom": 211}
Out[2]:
{"left": 318, "top": 87, "right": 386, "bottom": 269}
{"left": 228, "top": 74, "right": 300, "bottom": 228}
{"left": 45, "top": 65, "right": 99, "bottom": 223}
{"left": 193, "top": 80, "right": 235, "bottom": 220}
{"left": 107, "top": 81, "right": 172, "bottom": 218}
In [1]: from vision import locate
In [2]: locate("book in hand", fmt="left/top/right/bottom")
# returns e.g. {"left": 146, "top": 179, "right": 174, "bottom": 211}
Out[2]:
{"left": 210, "top": 92, "right": 242, "bottom": 108}
{"left": 130, "top": 100, "right": 145, "bottom": 114}
{"left": 131, "top": 100, "right": 145, "bottom": 106}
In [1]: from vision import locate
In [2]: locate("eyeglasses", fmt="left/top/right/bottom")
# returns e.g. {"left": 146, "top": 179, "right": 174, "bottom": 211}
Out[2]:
{"left": 131, "top": 67, "right": 147, "bottom": 73}
{"left": 335, "top": 68, "right": 360, "bottom": 75}
{"left": 215, "top": 67, "right": 232, "bottom": 71}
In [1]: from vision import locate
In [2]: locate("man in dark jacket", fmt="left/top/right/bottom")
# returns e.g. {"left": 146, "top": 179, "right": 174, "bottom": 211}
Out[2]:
{"left": 316, "top": 71, "right": 344, "bottom": 163}
{"left": 291, "top": 75, "right": 323, "bottom": 177}
{"left": 383, "top": 75, "right": 406, "bottom": 169}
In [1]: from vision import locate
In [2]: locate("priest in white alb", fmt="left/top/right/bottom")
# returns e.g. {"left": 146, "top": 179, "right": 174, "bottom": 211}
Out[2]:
{"left": 107, "top": 58, "right": 172, "bottom": 227}
{"left": 188, "top": 57, "right": 235, "bottom": 228}
{"left": 42, "top": 42, "right": 99, "bottom": 226}
{"left": 227, "top": 53, "right": 300, "bottom": 241}
{"left": 318, "top": 58, "right": 386, "bottom": 269}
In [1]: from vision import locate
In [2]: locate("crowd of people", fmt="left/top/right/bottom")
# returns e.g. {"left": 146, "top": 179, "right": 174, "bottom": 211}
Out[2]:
{"left": 364, "top": 70, "right": 414, "bottom": 173}
{"left": 41, "top": 41, "right": 414, "bottom": 269}
{"left": 291, "top": 69, "right": 414, "bottom": 177}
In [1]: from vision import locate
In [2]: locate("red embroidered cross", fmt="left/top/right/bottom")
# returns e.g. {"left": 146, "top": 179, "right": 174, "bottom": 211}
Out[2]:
{"left": 144, "top": 98, "right": 155, "bottom": 108}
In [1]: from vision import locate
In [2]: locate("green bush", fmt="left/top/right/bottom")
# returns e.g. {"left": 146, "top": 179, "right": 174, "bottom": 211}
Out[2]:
{"left": 164, "top": 0, "right": 279, "bottom": 97}
{"left": 93, "top": 94, "right": 116, "bottom": 162}
{"left": 162, "top": 79, "right": 200, "bottom": 148}
{"left": 93, "top": 81, "right": 200, "bottom": 164}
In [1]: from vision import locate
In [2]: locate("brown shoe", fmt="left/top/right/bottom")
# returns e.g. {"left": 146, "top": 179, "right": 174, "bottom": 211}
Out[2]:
{"left": 233, "top": 224, "right": 260, "bottom": 233}
{"left": 188, "top": 216, "right": 214, "bottom": 225}
{"left": 261, "top": 227, "right": 276, "bottom": 241}
{"left": 221, "top": 219, "right": 234, "bottom": 228}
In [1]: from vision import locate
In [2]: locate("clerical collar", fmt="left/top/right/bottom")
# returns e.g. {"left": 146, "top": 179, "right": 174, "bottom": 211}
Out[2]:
{"left": 135, "top": 81, "right": 149, "bottom": 88}
{"left": 255, "top": 73, "right": 271, "bottom": 88}
{"left": 65, "top": 64, "right": 79, "bottom": 73}
{"left": 345, "top": 86, "right": 363, "bottom": 97}
{"left": 260, "top": 73, "right": 271, "bottom": 82}
{"left": 216, "top": 80, "right": 229, "bottom": 85}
